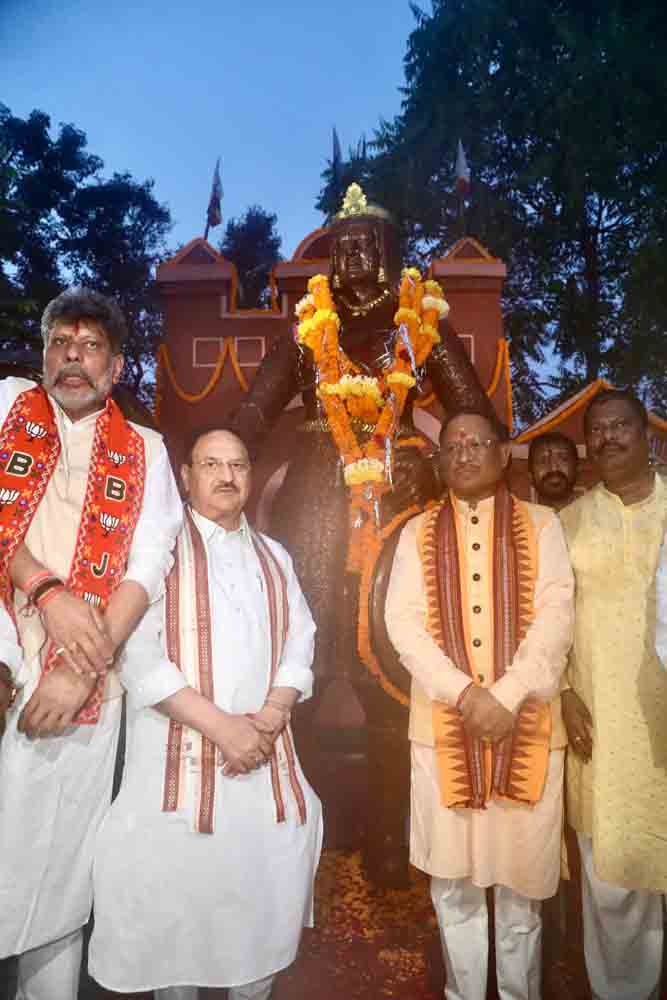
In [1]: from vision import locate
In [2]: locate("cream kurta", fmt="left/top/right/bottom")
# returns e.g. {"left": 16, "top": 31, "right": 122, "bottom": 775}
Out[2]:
{"left": 386, "top": 495, "right": 574, "bottom": 898}
{"left": 561, "top": 477, "right": 667, "bottom": 892}
{"left": 89, "top": 512, "right": 323, "bottom": 992}
{"left": 0, "top": 377, "right": 183, "bottom": 957}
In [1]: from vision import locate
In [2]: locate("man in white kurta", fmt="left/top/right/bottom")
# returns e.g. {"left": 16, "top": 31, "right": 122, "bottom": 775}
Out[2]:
{"left": 0, "top": 289, "right": 182, "bottom": 1000}
{"left": 386, "top": 412, "right": 574, "bottom": 1000}
{"left": 90, "top": 428, "right": 323, "bottom": 1000}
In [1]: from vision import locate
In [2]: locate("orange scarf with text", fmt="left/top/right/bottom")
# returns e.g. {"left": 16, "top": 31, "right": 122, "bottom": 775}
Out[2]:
{"left": 419, "top": 484, "right": 550, "bottom": 809}
{"left": 0, "top": 385, "right": 146, "bottom": 723}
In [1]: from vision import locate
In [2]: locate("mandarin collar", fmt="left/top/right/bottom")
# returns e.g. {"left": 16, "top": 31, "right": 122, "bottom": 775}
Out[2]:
{"left": 597, "top": 471, "right": 663, "bottom": 511}
{"left": 451, "top": 491, "right": 495, "bottom": 515}
{"left": 189, "top": 506, "right": 250, "bottom": 544}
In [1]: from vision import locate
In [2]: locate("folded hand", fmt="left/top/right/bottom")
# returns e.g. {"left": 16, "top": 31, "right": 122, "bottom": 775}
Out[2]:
{"left": 460, "top": 686, "right": 515, "bottom": 742}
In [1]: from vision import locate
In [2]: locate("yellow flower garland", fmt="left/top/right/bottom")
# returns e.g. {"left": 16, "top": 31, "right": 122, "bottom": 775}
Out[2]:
{"left": 295, "top": 268, "right": 449, "bottom": 573}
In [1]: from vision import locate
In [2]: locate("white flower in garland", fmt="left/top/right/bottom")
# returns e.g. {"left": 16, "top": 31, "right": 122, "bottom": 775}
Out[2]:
{"left": 294, "top": 293, "right": 314, "bottom": 318}
{"left": 344, "top": 457, "right": 385, "bottom": 485}
{"left": 422, "top": 295, "right": 450, "bottom": 318}
{"left": 340, "top": 183, "right": 368, "bottom": 218}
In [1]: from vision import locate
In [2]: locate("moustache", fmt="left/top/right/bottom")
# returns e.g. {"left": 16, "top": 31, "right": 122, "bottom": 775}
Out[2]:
{"left": 56, "top": 366, "right": 93, "bottom": 387}
{"left": 213, "top": 483, "right": 239, "bottom": 493}
{"left": 596, "top": 442, "right": 625, "bottom": 456}
{"left": 543, "top": 472, "right": 568, "bottom": 484}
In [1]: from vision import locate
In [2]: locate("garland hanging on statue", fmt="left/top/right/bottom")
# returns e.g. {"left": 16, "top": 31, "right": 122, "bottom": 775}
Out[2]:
{"left": 294, "top": 267, "right": 449, "bottom": 575}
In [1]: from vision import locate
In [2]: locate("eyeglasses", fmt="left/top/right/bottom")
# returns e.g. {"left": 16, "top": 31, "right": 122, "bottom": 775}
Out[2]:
{"left": 442, "top": 438, "right": 498, "bottom": 458}
{"left": 192, "top": 458, "right": 250, "bottom": 475}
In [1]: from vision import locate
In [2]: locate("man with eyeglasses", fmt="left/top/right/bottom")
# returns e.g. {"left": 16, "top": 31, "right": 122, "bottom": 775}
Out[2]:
{"left": 559, "top": 388, "right": 667, "bottom": 1000}
{"left": 89, "top": 427, "right": 322, "bottom": 1000}
{"left": 0, "top": 287, "right": 183, "bottom": 1000}
{"left": 385, "top": 409, "right": 574, "bottom": 999}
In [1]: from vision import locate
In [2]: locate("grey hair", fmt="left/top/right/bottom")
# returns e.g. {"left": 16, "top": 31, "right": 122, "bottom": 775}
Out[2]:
{"left": 41, "top": 288, "right": 128, "bottom": 353}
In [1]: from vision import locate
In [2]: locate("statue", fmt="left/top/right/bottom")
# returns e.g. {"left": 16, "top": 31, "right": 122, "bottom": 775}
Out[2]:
{"left": 231, "top": 185, "right": 493, "bottom": 885}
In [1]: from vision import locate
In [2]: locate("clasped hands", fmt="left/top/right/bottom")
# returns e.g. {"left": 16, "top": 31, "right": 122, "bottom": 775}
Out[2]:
{"left": 41, "top": 589, "right": 116, "bottom": 678}
{"left": 458, "top": 685, "right": 515, "bottom": 742}
{"left": 18, "top": 590, "right": 117, "bottom": 740}
{"left": 218, "top": 703, "right": 288, "bottom": 778}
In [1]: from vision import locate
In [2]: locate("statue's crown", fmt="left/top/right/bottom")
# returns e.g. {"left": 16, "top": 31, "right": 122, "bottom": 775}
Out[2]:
{"left": 333, "top": 183, "right": 393, "bottom": 224}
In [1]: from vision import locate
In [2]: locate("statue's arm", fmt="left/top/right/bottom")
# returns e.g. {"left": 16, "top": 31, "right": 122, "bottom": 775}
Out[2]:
{"left": 228, "top": 336, "right": 302, "bottom": 459}
{"left": 426, "top": 320, "right": 494, "bottom": 418}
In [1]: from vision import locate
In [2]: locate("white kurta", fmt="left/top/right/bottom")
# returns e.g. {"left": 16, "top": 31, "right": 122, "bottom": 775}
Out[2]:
{"left": 386, "top": 496, "right": 574, "bottom": 899}
{"left": 89, "top": 510, "right": 323, "bottom": 992}
{"left": 0, "top": 377, "right": 183, "bottom": 958}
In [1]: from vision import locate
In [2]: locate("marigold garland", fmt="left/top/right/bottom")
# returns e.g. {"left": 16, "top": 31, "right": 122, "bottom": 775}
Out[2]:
{"left": 356, "top": 503, "right": 424, "bottom": 708}
{"left": 295, "top": 269, "right": 449, "bottom": 575}
{"left": 294, "top": 270, "right": 449, "bottom": 700}
{"left": 154, "top": 339, "right": 249, "bottom": 423}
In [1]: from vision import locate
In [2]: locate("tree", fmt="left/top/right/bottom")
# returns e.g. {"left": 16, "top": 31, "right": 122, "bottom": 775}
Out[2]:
{"left": 325, "top": 0, "right": 667, "bottom": 421}
{"left": 59, "top": 173, "right": 171, "bottom": 398}
{"left": 219, "top": 205, "right": 282, "bottom": 309}
{"left": 0, "top": 104, "right": 171, "bottom": 403}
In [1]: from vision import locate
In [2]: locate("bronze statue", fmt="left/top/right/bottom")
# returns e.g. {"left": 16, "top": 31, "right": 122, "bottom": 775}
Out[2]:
{"left": 231, "top": 186, "right": 493, "bottom": 885}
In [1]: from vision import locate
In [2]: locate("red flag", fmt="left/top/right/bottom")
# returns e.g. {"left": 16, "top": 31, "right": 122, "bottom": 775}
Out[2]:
{"left": 455, "top": 140, "right": 471, "bottom": 196}
{"left": 207, "top": 158, "right": 223, "bottom": 230}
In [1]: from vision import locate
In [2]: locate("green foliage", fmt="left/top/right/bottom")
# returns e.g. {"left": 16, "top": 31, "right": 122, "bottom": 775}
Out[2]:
{"left": 0, "top": 103, "right": 171, "bottom": 403}
{"left": 219, "top": 205, "right": 282, "bottom": 309}
{"left": 320, "top": 0, "right": 667, "bottom": 422}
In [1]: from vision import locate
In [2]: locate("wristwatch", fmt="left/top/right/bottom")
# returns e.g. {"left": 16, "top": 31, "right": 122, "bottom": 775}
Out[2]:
{"left": 0, "top": 662, "right": 19, "bottom": 710}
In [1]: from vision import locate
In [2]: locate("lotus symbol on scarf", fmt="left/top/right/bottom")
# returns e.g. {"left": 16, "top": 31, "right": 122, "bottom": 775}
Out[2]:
{"left": 100, "top": 512, "right": 120, "bottom": 532}
{"left": 0, "top": 488, "right": 20, "bottom": 506}
{"left": 25, "top": 421, "right": 47, "bottom": 440}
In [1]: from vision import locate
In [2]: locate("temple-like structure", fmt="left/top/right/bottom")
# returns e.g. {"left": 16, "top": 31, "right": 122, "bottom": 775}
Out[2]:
{"left": 155, "top": 230, "right": 515, "bottom": 515}
{"left": 156, "top": 227, "right": 667, "bottom": 508}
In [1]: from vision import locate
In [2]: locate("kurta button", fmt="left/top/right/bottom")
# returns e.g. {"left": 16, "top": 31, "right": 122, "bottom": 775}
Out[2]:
{"left": 471, "top": 515, "right": 479, "bottom": 524}
{"left": 473, "top": 605, "right": 481, "bottom": 614}
{"left": 473, "top": 638, "right": 482, "bottom": 647}
{"left": 472, "top": 542, "right": 480, "bottom": 551}
{"left": 473, "top": 573, "right": 481, "bottom": 581}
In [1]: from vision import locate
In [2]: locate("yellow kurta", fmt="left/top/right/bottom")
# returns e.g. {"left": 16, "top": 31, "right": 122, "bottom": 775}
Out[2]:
{"left": 560, "top": 477, "right": 667, "bottom": 892}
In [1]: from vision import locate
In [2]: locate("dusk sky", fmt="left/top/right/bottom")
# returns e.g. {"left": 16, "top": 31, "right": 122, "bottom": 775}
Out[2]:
{"left": 1, "top": 0, "right": 421, "bottom": 259}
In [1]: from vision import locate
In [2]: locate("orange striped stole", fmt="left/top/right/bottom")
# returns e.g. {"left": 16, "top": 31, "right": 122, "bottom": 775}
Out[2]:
{"left": 162, "top": 509, "right": 306, "bottom": 833}
{"left": 420, "top": 484, "right": 551, "bottom": 809}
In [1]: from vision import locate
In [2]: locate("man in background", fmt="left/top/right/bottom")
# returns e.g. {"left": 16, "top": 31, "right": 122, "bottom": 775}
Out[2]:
{"left": 528, "top": 431, "right": 578, "bottom": 511}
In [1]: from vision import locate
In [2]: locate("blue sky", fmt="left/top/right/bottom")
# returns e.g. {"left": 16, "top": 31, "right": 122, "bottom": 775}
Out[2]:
{"left": 1, "top": 0, "right": 420, "bottom": 258}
